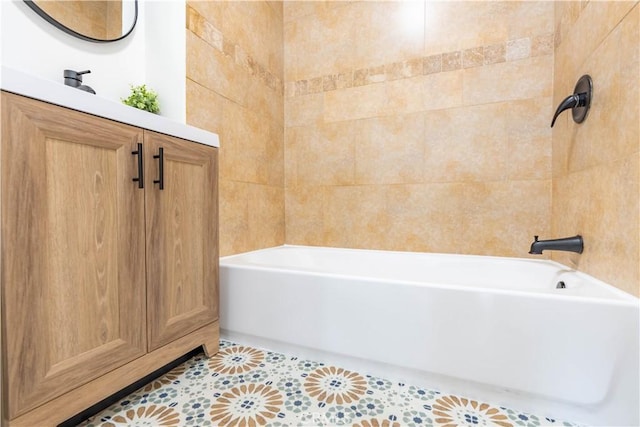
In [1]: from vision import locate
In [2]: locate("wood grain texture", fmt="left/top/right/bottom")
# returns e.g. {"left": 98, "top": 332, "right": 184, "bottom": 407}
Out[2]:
{"left": 8, "top": 322, "right": 219, "bottom": 427}
{"left": 1, "top": 93, "right": 147, "bottom": 418}
{"left": 46, "top": 139, "right": 119, "bottom": 366}
{"left": 144, "top": 130, "right": 219, "bottom": 351}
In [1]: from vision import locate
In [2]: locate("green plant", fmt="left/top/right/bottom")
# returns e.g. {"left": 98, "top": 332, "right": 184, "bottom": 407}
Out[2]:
{"left": 121, "top": 84, "right": 160, "bottom": 114}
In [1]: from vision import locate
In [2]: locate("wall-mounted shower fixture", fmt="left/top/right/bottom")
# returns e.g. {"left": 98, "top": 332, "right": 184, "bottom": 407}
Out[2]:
{"left": 550, "top": 75, "right": 592, "bottom": 127}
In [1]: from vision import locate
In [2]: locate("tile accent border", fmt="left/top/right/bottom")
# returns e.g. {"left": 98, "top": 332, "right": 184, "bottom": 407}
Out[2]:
{"left": 186, "top": 5, "right": 284, "bottom": 95}
{"left": 285, "top": 33, "right": 554, "bottom": 98}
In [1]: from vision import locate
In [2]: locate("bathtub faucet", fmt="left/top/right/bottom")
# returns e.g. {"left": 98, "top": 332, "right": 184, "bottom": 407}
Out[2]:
{"left": 529, "top": 235, "right": 583, "bottom": 254}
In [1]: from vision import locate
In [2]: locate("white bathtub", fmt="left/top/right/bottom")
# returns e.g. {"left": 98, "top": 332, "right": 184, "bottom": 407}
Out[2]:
{"left": 219, "top": 245, "right": 640, "bottom": 426}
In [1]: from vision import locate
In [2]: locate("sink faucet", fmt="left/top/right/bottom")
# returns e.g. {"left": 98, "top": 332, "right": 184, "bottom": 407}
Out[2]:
{"left": 529, "top": 235, "right": 583, "bottom": 254}
{"left": 63, "top": 69, "right": 96, "bottom": 94}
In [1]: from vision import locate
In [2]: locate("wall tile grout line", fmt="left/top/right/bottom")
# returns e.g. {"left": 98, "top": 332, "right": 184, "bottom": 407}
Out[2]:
{"left": 186, "top": 5, "right": 284, "bottom": 96}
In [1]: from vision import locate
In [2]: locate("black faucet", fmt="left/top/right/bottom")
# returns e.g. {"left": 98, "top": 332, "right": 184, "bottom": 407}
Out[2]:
{"left": 550, "top": 75, "right": 592, "bottom": 128}
{"left": 63, "top": 69, "right": 96, "bottom": 94}
{"left": 550, "top": 93, "right": 588, "bottom": 127}
{"left": 529, "top": 235, "right": 584, "bottom": 254}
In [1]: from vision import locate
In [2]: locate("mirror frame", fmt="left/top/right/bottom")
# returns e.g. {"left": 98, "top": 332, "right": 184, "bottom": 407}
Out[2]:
{"left": 23, "top": 0, "right": 138, "bottom": 43}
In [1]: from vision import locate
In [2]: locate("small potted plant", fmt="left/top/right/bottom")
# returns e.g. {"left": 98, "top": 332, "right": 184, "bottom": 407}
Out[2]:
{"left": 122, "top": 84, "right": 160, "bottom": 114}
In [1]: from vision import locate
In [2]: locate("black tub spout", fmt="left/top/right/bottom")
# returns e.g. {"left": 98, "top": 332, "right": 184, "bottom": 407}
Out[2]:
{"left": 529, "top": 235, "right": 584, "bottom": 254}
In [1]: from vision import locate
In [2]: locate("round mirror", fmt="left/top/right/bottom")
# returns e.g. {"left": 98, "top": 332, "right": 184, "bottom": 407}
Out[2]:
{"left": 24, "top": 0, "right": 138, "bottom": 43}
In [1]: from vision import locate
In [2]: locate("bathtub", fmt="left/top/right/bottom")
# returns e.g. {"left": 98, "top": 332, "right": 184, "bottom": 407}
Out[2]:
{"left": 219, "top": 245, "right": 640, "bottom": 426}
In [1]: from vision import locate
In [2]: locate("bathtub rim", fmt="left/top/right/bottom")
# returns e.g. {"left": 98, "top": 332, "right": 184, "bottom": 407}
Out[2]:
{"left": 220, "top": 244, "right": 639, "bottom": 305}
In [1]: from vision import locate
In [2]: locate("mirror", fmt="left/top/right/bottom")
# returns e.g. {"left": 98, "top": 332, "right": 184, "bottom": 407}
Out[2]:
{"left": 24, "top": 0, "right": 138, "bottom": 43}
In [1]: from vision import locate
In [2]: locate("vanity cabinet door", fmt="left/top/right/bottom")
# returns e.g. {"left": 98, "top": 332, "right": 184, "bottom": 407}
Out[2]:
{"left": 144, "top": 130, "right": 218, "bottom": 351}
{"left": 1, "top": 93, "right": 147, "bottom": 419}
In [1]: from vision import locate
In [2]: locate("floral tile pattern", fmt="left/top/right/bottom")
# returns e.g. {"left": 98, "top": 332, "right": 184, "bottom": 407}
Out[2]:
{"left": 79, "top": 340, "right": 580, "bottom": 427}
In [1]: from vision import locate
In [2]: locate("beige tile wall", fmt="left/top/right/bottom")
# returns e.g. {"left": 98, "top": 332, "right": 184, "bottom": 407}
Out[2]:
{"left": 184, "top": 0, "right": 638, "bottom": 295}
{"left": 186, "top": 1, "right": 285, "bottom": 256}
{"left": 37, "top": 1, "right": 119, "bottom": 40}
{"left": 284, "top": 1, "right": 554, "bottom": 257}
{"left": 552, "top": 1, "right": 640, "bottom": 296}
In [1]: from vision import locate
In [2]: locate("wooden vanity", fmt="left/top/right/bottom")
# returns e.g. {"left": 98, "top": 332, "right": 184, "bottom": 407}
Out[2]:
{"left": 0, "top": 69, "right": 220, "bottom": 426}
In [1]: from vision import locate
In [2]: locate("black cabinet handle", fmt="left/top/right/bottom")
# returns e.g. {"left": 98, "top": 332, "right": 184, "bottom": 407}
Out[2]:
{"left": 131, "top": 142, "right": 144, "bottom": 189}
{"left": 153, "top": 147, "right": 164, "bottom": 190}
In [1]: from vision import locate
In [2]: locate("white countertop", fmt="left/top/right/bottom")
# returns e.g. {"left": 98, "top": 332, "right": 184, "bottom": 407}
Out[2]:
{"left": 1, "top": 66, "right": 219, "bottom": 148}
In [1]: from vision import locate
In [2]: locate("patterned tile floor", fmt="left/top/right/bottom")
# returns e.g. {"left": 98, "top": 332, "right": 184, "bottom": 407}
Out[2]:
{"left": 79, "top": 340, "right": 580, "bottom": 426}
